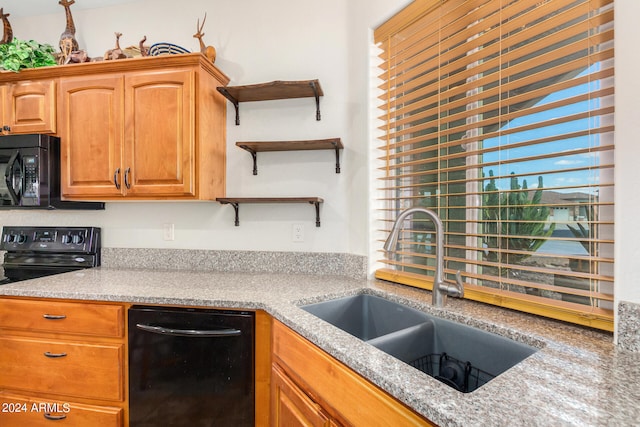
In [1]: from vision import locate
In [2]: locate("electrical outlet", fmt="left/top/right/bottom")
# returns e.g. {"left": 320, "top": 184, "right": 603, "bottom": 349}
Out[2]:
{"left": 163, "top": 223, "right": 175, "bottom": 241}
{"left": 292, "top": 223, "right": 304, "bottom": 242}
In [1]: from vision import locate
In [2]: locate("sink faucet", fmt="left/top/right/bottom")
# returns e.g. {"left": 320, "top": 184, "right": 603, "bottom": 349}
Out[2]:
{"left": 383, "top": 207, "right": 464, "bottom": 307}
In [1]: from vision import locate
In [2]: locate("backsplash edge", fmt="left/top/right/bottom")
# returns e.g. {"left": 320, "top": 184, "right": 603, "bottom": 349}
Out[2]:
{"left": 101, "top": 248, "right": 368, "bottom": 279}
{"left": 618, "top": 300, "right": 640, "bottom": 352}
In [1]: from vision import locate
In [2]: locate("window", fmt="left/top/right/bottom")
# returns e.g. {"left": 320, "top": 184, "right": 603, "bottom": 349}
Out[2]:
{"left": 374, "top": 0, "right": 614, "bottom": 331}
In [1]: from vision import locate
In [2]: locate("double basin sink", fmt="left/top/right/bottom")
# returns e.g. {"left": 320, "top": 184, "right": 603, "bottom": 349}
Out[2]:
{"left": 302, "top": 294, "right": 538, "bottom": 393}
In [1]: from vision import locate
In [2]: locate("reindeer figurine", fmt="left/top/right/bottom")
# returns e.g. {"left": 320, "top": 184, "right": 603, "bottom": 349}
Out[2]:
{"left": 1, "top": 8, "right": 13, "bottom": 45}
{"left": 194, "top": 13, "right": 216, "bottom": 63}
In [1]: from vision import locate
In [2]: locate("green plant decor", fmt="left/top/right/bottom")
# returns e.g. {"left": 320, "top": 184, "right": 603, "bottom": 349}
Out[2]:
{"left": 482, "top": 171, "right": 556, "bottom": 269}
{"left": 0, "top": 38, "right": 57, "bottom": 72}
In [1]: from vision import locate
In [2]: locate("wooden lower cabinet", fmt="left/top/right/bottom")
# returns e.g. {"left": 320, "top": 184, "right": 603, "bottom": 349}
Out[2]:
{"left": 0, "top": 337, "right": 123, "bottom": 401}
{"left": 0, "top": 297, "right": 127, "bottom": 427}
{"left": 0, "top": 298, "right": 124, "bottom": 338}
{"left": 272, "top": 320, "right": 436, "bottom": 427}
{"left": 0, "top": 393, "right": 123, "bottom": 427}
{"left": 272, "top": 364, "right": 332, "bottom": 427}
{"left": 0, "top": 298, "right": 434, "bottom": 426}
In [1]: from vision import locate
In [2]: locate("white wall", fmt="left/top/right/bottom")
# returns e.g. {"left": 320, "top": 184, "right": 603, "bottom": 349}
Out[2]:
{"left": 614, "top": 1, "right": 640, "bottom": 307}
{"left": 1, "top": 0, "right": 363, "bottom": 254}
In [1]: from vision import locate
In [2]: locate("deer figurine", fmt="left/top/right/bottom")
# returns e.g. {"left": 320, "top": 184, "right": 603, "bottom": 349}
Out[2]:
{"left": 104, "top": 32, "right": 127, "bottom": 60}
{"left": 0, "top": 8, "right": 13, "bottom": 45}
{"left": 194, "top": 13, "right": 216, "bottom": 63}
{"left": 139, "top": 35, "right": 149, "bottom": 57}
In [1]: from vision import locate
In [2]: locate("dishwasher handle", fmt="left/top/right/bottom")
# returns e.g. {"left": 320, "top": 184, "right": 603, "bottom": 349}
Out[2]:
{"left": 135, "top": 323, "right": 242, "bottom": 337}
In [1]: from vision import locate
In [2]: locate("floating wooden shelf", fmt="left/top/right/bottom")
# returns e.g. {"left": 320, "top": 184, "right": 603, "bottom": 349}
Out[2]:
{"left": 236, "top": 138, "right": 343, "bottom": 175}
{"left": 217, "top": 80, "right": 323, "bottom": 125}
{"left": 216, "top": 197, "right": 324, "bottom": 227}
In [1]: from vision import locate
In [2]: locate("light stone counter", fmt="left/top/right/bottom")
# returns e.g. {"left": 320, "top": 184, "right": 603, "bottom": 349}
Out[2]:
{"left": 0, "top": 267, "right": 638, "bottom": 427}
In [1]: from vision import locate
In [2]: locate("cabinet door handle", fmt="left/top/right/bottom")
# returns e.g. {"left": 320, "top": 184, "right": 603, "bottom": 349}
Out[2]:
{"left": 44, "top": 413, "right": 67, "bottom": 421}
{"left": 114, "top": 168, "right": 121, "bottom": 189}
{"left": 44, "top": 351, "right": 67, "bottom": 358}
{"left": 43, "top": 314, "right": 67, "bottom": 320}
{"left": 2, "top": 125, "right": 10, "bottom": 132}
{"left": 124, "top": 167, "right": 131, "bottom": 189}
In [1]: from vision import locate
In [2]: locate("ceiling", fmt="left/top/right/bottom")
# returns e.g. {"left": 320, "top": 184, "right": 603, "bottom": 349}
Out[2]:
{"left": 0, "top": 0, "right": 142, "bottom": 18}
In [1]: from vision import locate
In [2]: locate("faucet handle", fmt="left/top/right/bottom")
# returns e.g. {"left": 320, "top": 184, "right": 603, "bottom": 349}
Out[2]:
{"left": 454, "top": 270, "right": 464, "bottom": 298}
{"left": 442, "top": 270, "right": 465, "bottom": 299}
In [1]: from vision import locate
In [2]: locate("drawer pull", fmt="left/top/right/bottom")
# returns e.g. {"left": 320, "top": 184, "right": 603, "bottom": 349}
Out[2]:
{"left": 44, "top": 351, "right": 68, "bottom": 358}
{"left": 43, "top": 314, "right": 67, "bottom": 320}
{"left": 44, "top": 413, "right": 67, "bottom": 421}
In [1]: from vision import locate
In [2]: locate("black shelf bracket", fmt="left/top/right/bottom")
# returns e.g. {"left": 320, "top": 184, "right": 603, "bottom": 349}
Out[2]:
{"left": 311, "top": 200, "right": 321, "bottom": 227}
{"left": 217, "top": 87, "right": 241, "bottom": 125}
{"left": 331, "top": 140, "right": 341, "bottom": 173}
{"left": 237, "top": 145, "right": 259, "bottom": 175}
{"left": 309, "top": 80, "right": 322, "bottom": 121}
{"left": 221, "top": 201, "right": 241, "bottom": 226}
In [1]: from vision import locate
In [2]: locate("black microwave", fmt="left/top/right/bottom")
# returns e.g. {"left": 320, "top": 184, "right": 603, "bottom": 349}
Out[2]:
{"left": 0, "top": 134, "right": 104, "bottom": 210}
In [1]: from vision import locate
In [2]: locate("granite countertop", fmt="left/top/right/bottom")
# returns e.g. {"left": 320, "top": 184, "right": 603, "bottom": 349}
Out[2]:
{"left": 0, "top": 267, "right": 638, "bottom": 427}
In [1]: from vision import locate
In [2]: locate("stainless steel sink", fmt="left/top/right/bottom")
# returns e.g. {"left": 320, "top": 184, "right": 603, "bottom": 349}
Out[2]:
{"left": 301, "top": 294, "right": 538, "bottom": 392}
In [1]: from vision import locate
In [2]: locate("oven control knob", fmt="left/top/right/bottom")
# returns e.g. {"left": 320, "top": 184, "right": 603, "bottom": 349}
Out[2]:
{"left": 6, "top": 234, "right": 18, "bottom": 243}
{"left": 62, "top": 234, "right": 71, "bottom": 244}
{"left": 16, "top": 235, "right": 27, "bottom": 244}
{"left": 72, "top": 235, "right": 85, "bottom": 244}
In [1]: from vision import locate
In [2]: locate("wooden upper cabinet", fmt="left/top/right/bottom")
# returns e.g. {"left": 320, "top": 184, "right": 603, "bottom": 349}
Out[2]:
{"left": 59, "top": 75, "right": 124, "bottom": 198}
{"left": 1, "top": 79, "right": 56, "bottom": 135}
{"left": 53, "top": 53, "right": 229, "bottom": 201}
{"left": 123, "top": 70, "right": 195, "bottom": 197}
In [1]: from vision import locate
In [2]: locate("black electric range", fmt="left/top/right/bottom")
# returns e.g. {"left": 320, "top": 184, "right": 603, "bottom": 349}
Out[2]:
{"left": 0, "top": 226, "right": 101, "bottom": 284}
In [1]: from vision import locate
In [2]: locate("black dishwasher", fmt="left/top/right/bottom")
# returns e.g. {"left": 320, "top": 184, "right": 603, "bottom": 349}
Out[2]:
{"left": 128, "top": 306, "right": 255, "bottom": 427}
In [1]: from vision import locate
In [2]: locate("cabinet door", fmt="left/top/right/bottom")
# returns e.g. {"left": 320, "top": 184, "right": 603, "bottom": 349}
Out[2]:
{"left": 272, "top": 321, "right": 434, "bottom": 426}
{"left": 124, "top": 69, "right": 195, "bottom": 197}
{"left": 272, "top": 364, "right": 331, "bottom": 427}
{"left": 58, "top": 75, "right": 125, "bottom": 198}
{"left": 2, "top": 79, "right": 56, "bottom": 134}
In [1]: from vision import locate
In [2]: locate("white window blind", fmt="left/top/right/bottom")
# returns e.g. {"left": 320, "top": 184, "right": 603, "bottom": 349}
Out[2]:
{"left": 374, "top": 0, "right": 614, "bottom": 331}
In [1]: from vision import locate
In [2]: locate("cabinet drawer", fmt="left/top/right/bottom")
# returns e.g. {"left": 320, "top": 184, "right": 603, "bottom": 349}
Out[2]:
{"left": 0, "top": 299, "right": 124, "bottom": 338}
{"left": 0, "top": 337, "right": 123, "bottom": 401}
{"left": 0, "top": 393, "right": 123, "bottom": 427}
